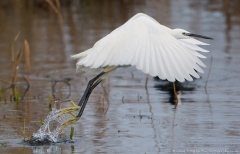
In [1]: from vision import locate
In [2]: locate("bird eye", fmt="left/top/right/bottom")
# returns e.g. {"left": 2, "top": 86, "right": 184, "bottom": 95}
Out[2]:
{"left": 182, "top": 32, "right": 186, "bottom": 35}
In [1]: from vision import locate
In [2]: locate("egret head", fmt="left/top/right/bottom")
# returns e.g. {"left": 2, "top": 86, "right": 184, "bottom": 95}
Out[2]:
{"left": 172, "top": 29, "right": 213, "bottom": 40}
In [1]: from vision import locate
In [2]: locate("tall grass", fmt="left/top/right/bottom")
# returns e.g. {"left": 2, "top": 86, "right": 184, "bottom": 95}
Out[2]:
{"left": 11, "top": 31, "right": 20, "bottom": 62}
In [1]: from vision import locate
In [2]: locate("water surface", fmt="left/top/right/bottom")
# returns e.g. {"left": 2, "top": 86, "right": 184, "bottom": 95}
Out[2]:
{"left": 0, "top": 0, "right": 240, "bottom": 153}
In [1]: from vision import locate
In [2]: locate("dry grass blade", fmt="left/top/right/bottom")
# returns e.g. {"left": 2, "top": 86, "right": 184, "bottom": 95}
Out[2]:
{"left": 12, "top": 47, "right": 23, "bottom": 85}
{"left": 55, "top": 0, "right": 61, "bottom": 11}
{"left": 45, "top": 0, "right": 60, "bottom": 14}
{"left": 24, "top": 40, "right": 30, "bottom": 74}
{"left": 45, "top": 0, "right": 63, "bottom": 26}
{"left": 14, "top": 31, "right": 21, "bottom": 42}
{"left": 11, "top": 31, "right": 21, "bottom": 61}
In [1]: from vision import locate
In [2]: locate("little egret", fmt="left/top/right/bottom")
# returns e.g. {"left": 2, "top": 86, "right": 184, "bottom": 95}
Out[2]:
{"left": 59, "top": 13, "right": 213, "bottom": 130}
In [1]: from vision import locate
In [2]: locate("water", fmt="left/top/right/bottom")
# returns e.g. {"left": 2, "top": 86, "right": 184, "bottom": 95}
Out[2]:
{"left": 0, "top": 0, "right": 240, "bottom": 153}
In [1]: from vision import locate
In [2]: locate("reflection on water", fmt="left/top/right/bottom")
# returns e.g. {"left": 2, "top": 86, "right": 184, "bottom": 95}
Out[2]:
{"left": 31, "top": 146, "right": 62, "bottom": 154}
{"left": 154, "top": 77, "right": 196, "bottom": 106}
{"left": 0, "top": 0, "right": 240, "bottom": 153}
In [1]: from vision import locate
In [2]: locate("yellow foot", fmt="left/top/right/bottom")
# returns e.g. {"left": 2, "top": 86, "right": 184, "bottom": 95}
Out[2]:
{"left": 58, "top": 100, "right": 81, "bottom": 131}
{"left": 60, "top": 117, "right": 80, "bottom": 131}
{"left": 58, "top": 100, "right": 80, "bottom": 117}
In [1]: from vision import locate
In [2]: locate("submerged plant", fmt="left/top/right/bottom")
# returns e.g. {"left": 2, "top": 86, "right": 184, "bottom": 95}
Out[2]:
{"left": 40, "top": 119, "right": 44, "bottom": 126}
{"left": 14, "top": 86, "right": 20, "bottom": 104}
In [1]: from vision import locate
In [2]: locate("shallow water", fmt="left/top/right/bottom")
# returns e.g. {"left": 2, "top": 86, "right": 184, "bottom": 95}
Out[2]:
{"left": 0, "top": 0, "right": 240, "bottom": 153}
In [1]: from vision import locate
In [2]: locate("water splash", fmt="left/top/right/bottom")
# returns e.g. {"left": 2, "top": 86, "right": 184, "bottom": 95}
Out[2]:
{"left": 29, "top": 101, "right": 72, "bottom": 145}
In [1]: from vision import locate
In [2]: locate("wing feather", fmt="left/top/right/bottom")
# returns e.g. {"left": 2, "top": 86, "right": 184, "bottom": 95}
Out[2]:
{"left": 158, "top": 35, "right": 175, "bottom": 81}
{"left": 170, "top": 43, "right": 200, "bottom": 79}
{"left": 73, "top": 13, "right": 210, "bottom": 82}
{"left": 162, "top": 35, "right": 184, "bottom": 82}
{"left": 145, "top": 34, "right": 151, "bottom": 74}
{"left": 130, "top": 35, "right": 141, "bottom": 65}
{"left": 149, "top": 37, "right": 158, "bottom": 76}
{"left": 166, "top": 37, "right": 192, "bottom": 81}
{"left": 178, "top": 39, "right": 209, "bottom": 52}
{"left": 180, "top": 38, "right": 209, "bottom": 45}
{"left": 165, "top": 39, "right": 193, "bottom": 81}
{"left": 136, "top": 31, "right": 147, "bottom": 72}
{"left": 155, "top": 36, "right": 166, "bottom": 80}
{"left": 175, "top": 42, "right": 205, "bottom": 73}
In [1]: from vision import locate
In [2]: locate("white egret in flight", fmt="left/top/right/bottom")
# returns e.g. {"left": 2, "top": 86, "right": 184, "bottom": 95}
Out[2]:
{"left": 59, "top": 13, "right": 213, "bottom": 130}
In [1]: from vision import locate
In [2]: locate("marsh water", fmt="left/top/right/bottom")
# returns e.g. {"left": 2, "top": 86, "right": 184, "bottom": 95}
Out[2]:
{"left": 0, "top": 0, "right": 240, "bottom": 153}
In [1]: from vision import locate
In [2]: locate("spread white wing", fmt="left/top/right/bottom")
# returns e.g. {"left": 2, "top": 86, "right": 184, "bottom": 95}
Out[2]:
{"left": 72, "top": 13, "right": 209, "bottom": 82}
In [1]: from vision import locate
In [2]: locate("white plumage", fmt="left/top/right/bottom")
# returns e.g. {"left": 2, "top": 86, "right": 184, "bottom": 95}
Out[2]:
{"left": 72, "top": 13, "right": 211, "bottom": 82}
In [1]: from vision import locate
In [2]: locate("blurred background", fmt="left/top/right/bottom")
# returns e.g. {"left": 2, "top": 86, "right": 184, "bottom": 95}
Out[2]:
{"left": 0, "top": 0, "right": 240, "bottom": 153}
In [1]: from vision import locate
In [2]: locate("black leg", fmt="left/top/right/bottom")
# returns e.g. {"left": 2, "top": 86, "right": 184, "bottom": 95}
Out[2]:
{"left": 78, "top": 72, "right": 105, "bottom": 107}
{"left": 77, "top": 79, "right": 103, "bottom": 117}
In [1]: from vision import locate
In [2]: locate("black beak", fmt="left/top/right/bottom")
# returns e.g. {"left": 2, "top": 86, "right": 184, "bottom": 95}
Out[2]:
{"left": 187, "top": 33, "right": 213, "bottom": 40}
